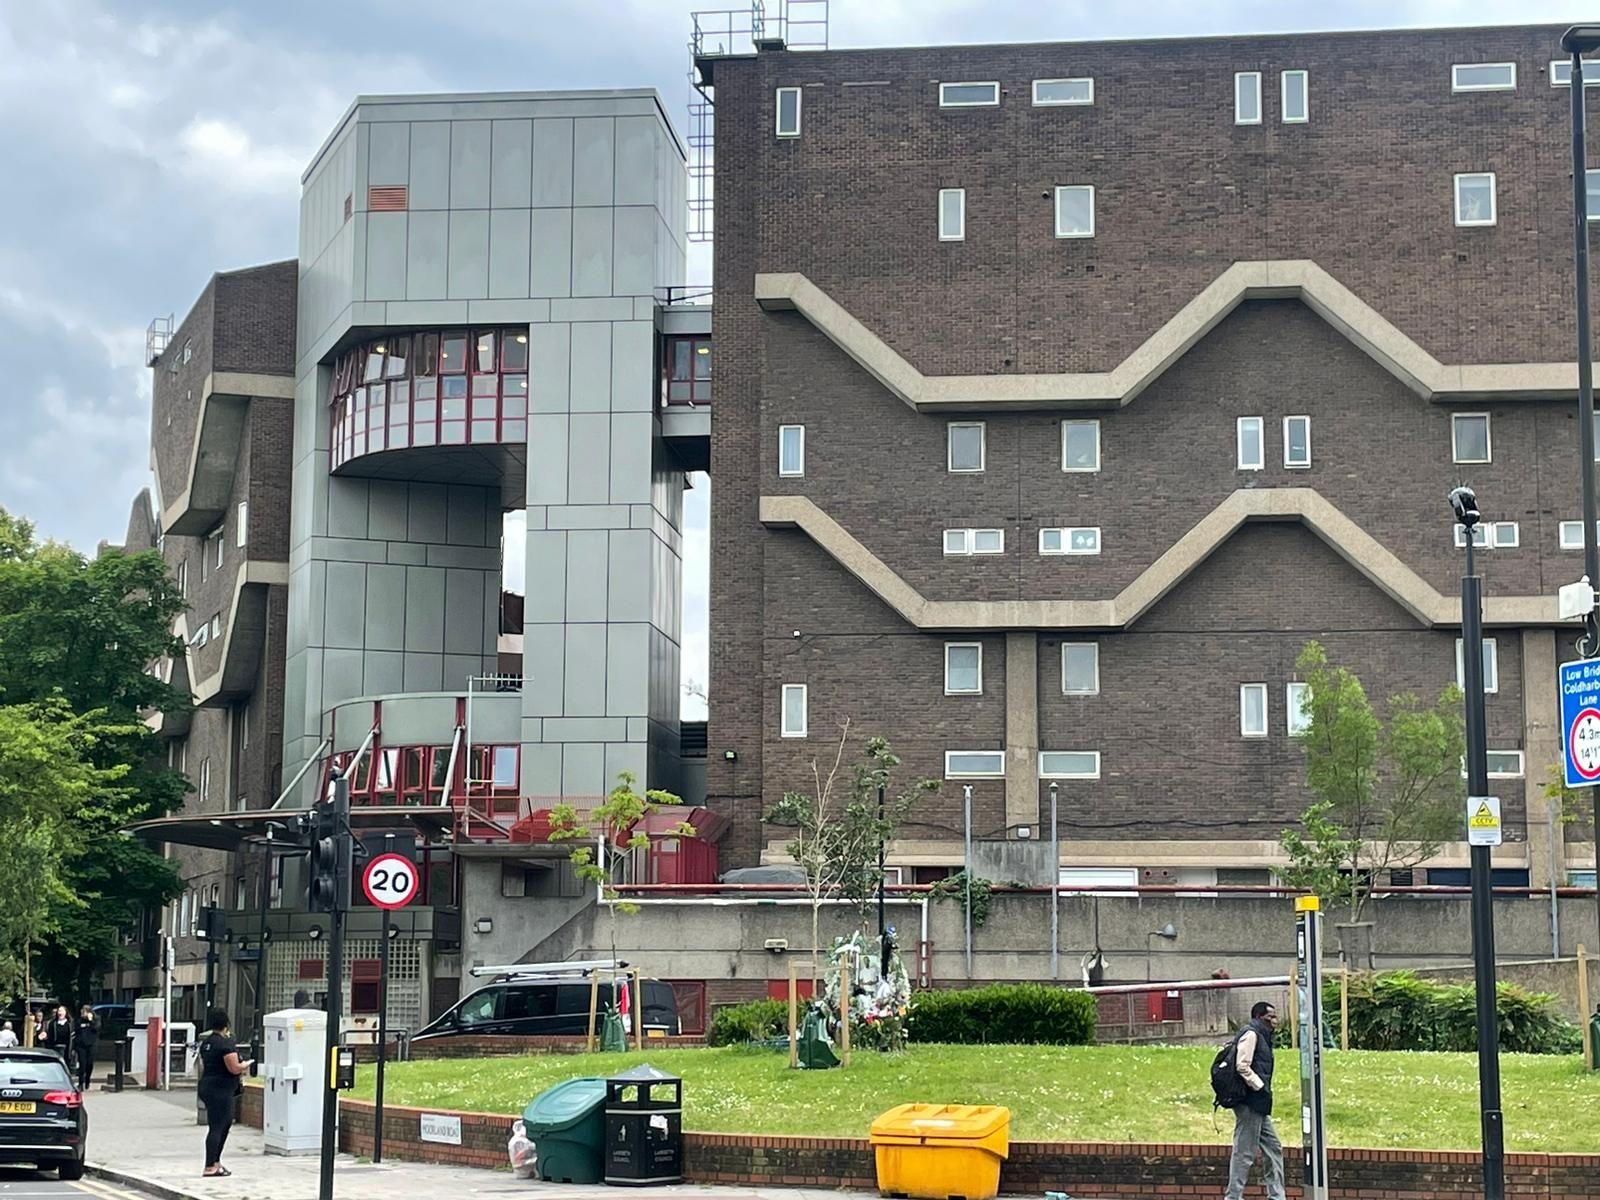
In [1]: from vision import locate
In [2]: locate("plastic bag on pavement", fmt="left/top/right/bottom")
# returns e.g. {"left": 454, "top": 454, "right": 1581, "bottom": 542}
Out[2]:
{"left": 507, "top": 1119, "right": 537, "bottom": 1179}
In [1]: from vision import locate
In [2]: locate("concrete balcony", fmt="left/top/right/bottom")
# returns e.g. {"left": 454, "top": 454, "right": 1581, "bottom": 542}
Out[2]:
{"left": 160, "top": 375, "right": 295, "bottom": 536}
{"left": 179, "top": 560, "right": 289, "bottom": 708}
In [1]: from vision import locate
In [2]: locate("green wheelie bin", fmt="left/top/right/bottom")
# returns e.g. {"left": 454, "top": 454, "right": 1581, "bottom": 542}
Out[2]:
{"left": 523, "top": 1077, "right": 608, "bottom": 1183}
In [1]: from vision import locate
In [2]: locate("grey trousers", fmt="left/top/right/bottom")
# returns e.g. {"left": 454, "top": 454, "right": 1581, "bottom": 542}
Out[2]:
{"left": 1225, "top": 1106, "right": 1285, "bottom": 1200}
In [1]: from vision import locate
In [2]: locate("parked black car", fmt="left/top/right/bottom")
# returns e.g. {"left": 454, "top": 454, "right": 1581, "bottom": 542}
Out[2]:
{"left": 0, "top": 1050, "right": 87, "bottom": 1179}
{"left": 413, "top": 979, "right": 680, "bottom": 1042}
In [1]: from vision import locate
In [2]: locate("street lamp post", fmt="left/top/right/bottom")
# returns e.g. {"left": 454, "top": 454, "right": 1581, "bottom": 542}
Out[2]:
{"left": 1451, "top": 485, "right": 1505, "bottom": 1200}
{"left": 1563, "top": 23, "right": 1600, "bottom": 964}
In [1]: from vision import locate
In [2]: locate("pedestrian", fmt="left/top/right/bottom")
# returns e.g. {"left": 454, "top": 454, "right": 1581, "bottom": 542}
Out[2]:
{"left": 29, "top": 1007, "right": 43, "bottom": 1047}
{"left": 292, "top": 988, "right": 310, "bottom": 1009}
{"left": 73, "top": 1006, "right": 99, "bottom": 1092}
{"left": 1224, "top": 1001, "right": 1285, "bottom": 1200}
{"left": 0, "top": 1021, "right": 16, "bottom": 1048}
{"left": 196, "top": 1008, "right": 251, "bottom": 1178}
{"left": 41, "top": 1005, "right": 73, "bottom": 1067}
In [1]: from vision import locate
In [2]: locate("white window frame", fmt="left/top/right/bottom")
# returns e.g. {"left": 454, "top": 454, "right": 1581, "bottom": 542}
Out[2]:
{"left": 971, "top": 528, "right": 1004, "bottom": 554}
{"left": 176, "top": 559, "right": 188, "bottom": 597}
{"left": 1490, "top": 521, "right": 1519, "bottom": 549}
{"left": 1585, "top": 170, "right": 1600, "bottom": 223}
{"left": 199, "top": 756, "right": 211, "bottom": 802}
{"left": 210, "top": 613, "right": 222, "bottom": 639}
{"left": 1454, "top": 523, "right": 1490, "bottom": 549}
{"left": 1452, "top": 62, "right": 1517, "bottom": 92}
{"left": 236, "top": 501, "right": 248, "bottom": 547}
{"left": 944, "top": 528, "right": 1005, "bottom": 556}
{"left": 938, "top": 188, "right": 966, "bottom": 241}
{"left": 1281, "top": 69, "right": 1309, "bottom": 123}
{"left": 775, "top": 86, "right": 802, "bottom": 137}
{"left": 1054, "top": 185, "right": 1095, "bottom": 238}
{"left": 1234, "top": 71, "right": 1263, "bottom": 125}
{"left": 1454, "top": 172, "right": 1498, "bottom": 227}
{"left": 1039, "top": 527, "right": 1101, "bottom": 556}
{"left": 1283, "top": 415, "right": 1311, "bottom": 469}
{"left": 1486, "top": 750, "right": 1525, "bottom": 778}
{"left": 1061, "top": 642, "right": 1099, "bottom": 696}
{"left": 1032, "top": 78, "right": 1094, "bottom": 106}
{"left": 1286, "top": 681, "right": 1311, "bottom": 736}
{"left": 1550, "top": 59, "right": 1600, "bottom": 87}
{"left": 944, "top": 750, "right": 1006, "bottom": 778}
{"left": 944, "top": 642, "right": 984, "bottom": 695}
{"left": 1038, "top": 750, "right": 1101, "bottom": 780}
{"left": 210, "top": 525, "right": 224, "bottom": 569}
{"left": 778, "top": 424, "right": 805, "bottom": 477}
{"left": 1451, "top": 412, "right": 1492, "bottom": 463}
{"left": 1456, "top": 637, "right": 1500, "bottom": 694}
{"left": 1061, "top": 419, "right": 1101, "bottom": 472}
{"left": 939, "top": 81, "right": 1000, "bottom": 108}
{"left": 947, "top": 421, "right": 986, "bottom": 473}
{"left": 1240, "top": 683, "right": 1268, "bottom": 738}
{"left": 780, "top": 684, "right": 808, "bottom": 738}
{"left": 1559, "top": 520, "right": 1600, "bottom": 550}
{"left": 1236, "top": 416, "right": 1265, "bottom": 470}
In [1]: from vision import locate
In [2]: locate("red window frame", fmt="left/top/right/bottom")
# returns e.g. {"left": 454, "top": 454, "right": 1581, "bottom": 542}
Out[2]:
{"left": 661, "top": 336, "right": 711, "bottom": 407}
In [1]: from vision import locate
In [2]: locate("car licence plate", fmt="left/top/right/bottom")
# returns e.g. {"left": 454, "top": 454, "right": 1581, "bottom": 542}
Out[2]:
{"left": 0, "top": 1102, "right": 35, "bottom": 1114}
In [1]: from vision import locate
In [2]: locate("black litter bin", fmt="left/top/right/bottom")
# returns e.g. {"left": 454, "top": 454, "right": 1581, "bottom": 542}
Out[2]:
{"left": 604, "top": 1063, "right": 683, "bottom": 1185}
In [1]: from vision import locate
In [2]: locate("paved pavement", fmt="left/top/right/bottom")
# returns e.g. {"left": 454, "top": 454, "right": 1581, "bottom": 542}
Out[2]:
{"left": 81, "top": 1087, "right": 878, "bottom": 1200}
{"left": 0, "top": 1167, "right": 146, "bottom": 1199}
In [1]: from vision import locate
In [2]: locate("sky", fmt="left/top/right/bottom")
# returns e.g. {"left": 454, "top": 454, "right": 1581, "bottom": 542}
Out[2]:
{"left": 1, "top": 0, "right": 1593, "bottom": 717}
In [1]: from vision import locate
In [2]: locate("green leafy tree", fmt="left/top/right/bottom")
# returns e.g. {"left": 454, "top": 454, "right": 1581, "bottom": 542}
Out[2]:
{"left": 0, "top": 509, "right": 188, "bottom": 998}
{"left": 763, "top": 723, "right": 939, "bottom": 965}
{"left": 1279, "top": 641, "right": 1465, "bottom": 922}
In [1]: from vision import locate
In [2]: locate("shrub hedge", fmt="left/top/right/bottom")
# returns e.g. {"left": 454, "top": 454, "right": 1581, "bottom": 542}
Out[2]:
{"left": 908, "top": 983, "right": 1097, "bottom": 1046}
{"left": 707, "top": 999, "right": 788, "bottom": 1047}
{"left": 1328, "top": 970, "right": 1581, "bottom": 1055}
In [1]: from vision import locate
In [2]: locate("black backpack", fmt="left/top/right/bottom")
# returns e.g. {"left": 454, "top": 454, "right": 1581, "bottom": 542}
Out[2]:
{"left": 1209, "top": 1029, "right": 1248, "bottom": 1110}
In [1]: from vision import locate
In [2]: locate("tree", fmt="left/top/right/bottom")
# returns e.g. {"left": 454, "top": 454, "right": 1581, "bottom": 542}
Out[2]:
{"left": 1278, "top": 641, "right": 1465, "bottom": 922}
{"left": 763, "top": 724, "right": 939, "bottom": 966}
{"left": 0, "top": 509, "right": 189, "bottom": 998}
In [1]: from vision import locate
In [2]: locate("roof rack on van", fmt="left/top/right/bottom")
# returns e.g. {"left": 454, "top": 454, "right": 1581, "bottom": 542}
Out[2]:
{"left": 467, "top": 958, "right": 629, "bottom": 981}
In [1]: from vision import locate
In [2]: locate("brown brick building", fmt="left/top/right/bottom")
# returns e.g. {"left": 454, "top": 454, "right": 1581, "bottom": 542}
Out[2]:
{"left": 701, "top": 24, "right": 1600, "bottom": 890}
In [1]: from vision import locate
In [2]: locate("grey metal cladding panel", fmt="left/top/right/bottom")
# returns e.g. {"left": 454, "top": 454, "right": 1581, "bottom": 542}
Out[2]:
{"left": 564, "top": 529, "right": 608, "bottom": 620}
{"left": 365, "top": 212, "right": 408, "bottom": 301}
{"left": 526, "top": 415, "right": 569, "bottom": 505}
{"left": 406, "top": 210, "right": 449, "bottom": 300}
{"left": 605, "top": 622, "right": 649, "bottom": 717}
{"left": 521, "top": 625, "right": 564, "bottom": 717}
{"left": 529, "top": 208, "right": 573, "bottom": 298}
{"left": 530, "top": 322, "right": 571, "bottom": 413}
{"left": 531, "top": 118, "right": 574, "bottom": 207}
{"left": 442, "top": 654, "right": 482, "bottom": 692}
{"left": 283, "top": 649, "right": 308, "bottom": 744}
{"left": 364, "top": 650, "right": 405, "bottom": 696}
{"left": 470, "top": 694, "right": 522, "bottom": 743}
{"left": 408, "top": 122, "right": 452, "bottom": 210}
{"left": 447, "top": 210, "right": 490, "bottom": 300}
{"left": 612, "top": 207, "right": 656, "bottom": 298}
{"left": 402, "top": 652, "right": 443, "bottom": 692}
{"left": 612, "top": 116, "right": 657, "bottom": 208}
{"left": 324, "top": 560, "right": 368, "bottom": 649}
{"left": 449, "top": 119, "right": 492, "bottom": 209}
{"left": 524, "top": 529, "right": 567, "bottom": 623}
{"left": 566, "top": 413, "right": 611, "bottom": 505}
{"left": 521, "top": 742, "right": 561, "bottom": 798}
{"left": 544, "top": 717, "right": 629, "bottom": 742}
{"left": 488, "top": 210, "right": 531, "bottom": 299}
{"left": 443, "top": 568, "right": 487, "bottom": 656}
{"left": 446, "top": 485, "right": 489, "bottom": 545}
{"left": 403, "top": 566, "right": 446, "bottom": 653}
{"left": 561, "top": 741, "right": 605, "bottom": 797}
{"left": 408, "top": 483, "right": 449, "bottom": 543}
{"left": 571, "top": 117, "right": 615, "bottom": 207}
{"left": 368, "top": 122, "right": 410, "bottom": 186}
{"left": 563, "top": 624, "right": 607, "bottom": 716}
{"left": 490, "top": 119, "right": 533, "bottom": 208}
{"left": 367, "top": 480, "right": 410, "bottom": 542}
{"left": 609, "top": 320, "right": 653, "bottom": 413}
{"left": 327, "top": 477, "right": 370, "bottom": 539}
{"left": 606, "top": 528, "right": 651, "bottom": 623}
{"left": 381, "top": 694, "right": 458, "bottom": 744}
{"left": 307, "top": 559, "right": 328, "bottom": 654}
{"left": 648, "top": 624, "right": 680, "bottom": 726}
{"left": 568, "top": 322, "right": 612, "bottom": 413}
{"left": 605, "top": 743, "right": 648, "bottom": 792}
{"left": 570, "top": 208, "right": 613, "bottom": 298}
{"left": 324, "top": 647, "right": 366, "bottom": 708}
{"left": 609, "top": 412, "right": 652, "bottom": 505}
{"left": 364, "top": 563, "right": 407, "bottom": 651}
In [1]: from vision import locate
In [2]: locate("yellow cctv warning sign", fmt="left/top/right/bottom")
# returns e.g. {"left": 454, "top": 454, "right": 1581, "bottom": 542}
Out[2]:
{"left": 1466, "top": 795, "right": 1502, "bottom": 847}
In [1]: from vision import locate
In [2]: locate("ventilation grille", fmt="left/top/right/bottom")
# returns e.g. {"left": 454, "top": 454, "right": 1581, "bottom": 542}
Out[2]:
{"left": 368, "top": 185, "right": 408, "bottom": 212}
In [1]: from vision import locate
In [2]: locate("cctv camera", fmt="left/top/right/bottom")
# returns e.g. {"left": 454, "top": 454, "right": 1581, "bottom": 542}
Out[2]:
{"left": 1448, "top": 485, "right": 1480, "bottom": 529}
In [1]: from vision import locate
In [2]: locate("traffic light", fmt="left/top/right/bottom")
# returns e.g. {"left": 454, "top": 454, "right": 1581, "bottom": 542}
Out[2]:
{"left": 307, "top": 801, "right": 350, "bottom": 913}
{"left": 197, "top": 906, "right": 227, "bottom": 942}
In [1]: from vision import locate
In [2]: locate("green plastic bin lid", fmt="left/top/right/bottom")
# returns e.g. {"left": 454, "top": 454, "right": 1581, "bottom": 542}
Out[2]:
{"left": 523, "top": 1076, "right": 607, "bottom": 1133}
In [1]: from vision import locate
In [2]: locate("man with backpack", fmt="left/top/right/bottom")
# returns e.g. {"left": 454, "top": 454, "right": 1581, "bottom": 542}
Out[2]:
{"left": 1214, "top": 1000, "right": 1284, "bottom": 1200}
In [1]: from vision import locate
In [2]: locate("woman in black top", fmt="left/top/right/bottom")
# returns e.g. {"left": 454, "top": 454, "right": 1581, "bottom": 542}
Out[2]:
{"left": 196, "top": 1008, "right": 251, "bottom": 1177}
{"left": 73, "top": 1007, "right": 98, "bottom": 1091}
{"left": 41, "top": 1006, "right": 73, "bottom": 1066}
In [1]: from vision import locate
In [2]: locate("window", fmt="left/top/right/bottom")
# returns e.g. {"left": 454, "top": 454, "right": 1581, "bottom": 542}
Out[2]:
{"left": 778, "top": 425, "right": 805, "bottom": 477}
{"left": 182, "top": 339, "right": 193, "bottom": 364}
{"left": 944, "top": 750, "right": 1005, "bottom": 778}
{"left": 1054, "top": 185, "right": 1095, "bottom": 238}
{"left": 781, "top": 684, "right": 807, "bottom": 737}
{"left": 1039, "top": 527, "right": 1101, "bottom": 555}
{"left": 938, "top": 188, "right": 966, "bottom": 241}
{"left": 944, "top": 643, "right": 983, "bottom": 695}
{"left": 207, "top": 524, "right": 224, "bottom": 570}
{"left": 1452, "top": 62, "right": 1516, "bottom": 92}
{"left": 1283, "top": 416, "right": 1311, "bottom": 468}
{"left": 940, "top": 81, "right": 1000, "bottom": 107}
{"left": 1454, "top": 523, "right": 1489, "bottom": 549}
{"left": 1551, "top": 59, "right": 1600, "bottom": 87}
{"left": 1062, "top": 642, "right": 1099, "bottom": 695}
{"left": 1033, "top": 78, "right": 1093, "bottom": 105}
{"left": 1061, "top": 419, "right": 1100, "bottom": 471}
{"left": 775, "top": 86, "right": 801, "bottom": 137}
{"left": 661, "top": 335, "right": 712, "bottom": 407}
{"left": 176, "top": 559, "right": 188, "bottom": 597}
{"left": 1039, "top": 750, "right": 1100, "bottom": 779}
{"left": 178, "top": 892, "right": 190, "bottom": 937}
{"left": 210, "top": 613, "right": 222, "bottom": 640}
{"left": 1587, "top": 170, "right": 1600, "bottom": 222}
{"left": 1239, "top": 684, "right": 1268, "bottom": 737}
{"left": 944, "top": 528, "right": 1005, "bottom": 556}
{"left": 1236, "top": 416, "right": 1264, "bottom": 470}
{"left": 1286, "top": 682, "right": 1311, "bottom": 735}
{"left": 1490, "top": 522, "right": 1519, "bottom": 548}
{"left": 1452, "top": 412, "right": 1491, "bottom": 463}
{"left": 1559, "top": 520, "right": 1600, "bottom": 549}
{"left": 1234, "top": 72, "right": 1262, "bottom": 124}
{"left": 947, "top": 421, "right": 986, "bottom": 472}
{"left": 199, "top": 756, "right": 211, "bottom": 802}
{"left": 1487, "top": 750, "right": 1524, "bottom": 778}
{"left": 1455, "top": 637, "right": 1499, "bottom": 693}
{"left": 189, "top": 625, "right": 208, "bottom": 648}
{"left": 236, "top": 502, "right": 248, "bottom": 547}
{"left": 1454, "top": 173, "right": 1497, "bottom": 226}
{"left": 1452, "top": 520, "right": 1518, "bottom": 549}
{"left": 1280, "top": 70, "right": 1308, "bottom": 122}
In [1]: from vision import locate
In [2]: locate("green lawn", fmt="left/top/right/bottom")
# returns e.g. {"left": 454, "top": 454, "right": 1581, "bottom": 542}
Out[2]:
{"left": 352, "top": 1044, "right": 1600, "bottom": 1153}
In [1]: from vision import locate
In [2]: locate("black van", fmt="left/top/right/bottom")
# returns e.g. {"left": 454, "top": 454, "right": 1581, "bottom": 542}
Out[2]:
{"left": 412, "top": 979, "right": 680, "bottom": 1042}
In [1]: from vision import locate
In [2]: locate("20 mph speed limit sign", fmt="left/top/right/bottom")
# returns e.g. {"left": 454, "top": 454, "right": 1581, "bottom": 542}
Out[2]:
{"left": 362, "top": 853, "right": 419, "bottom": 910}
